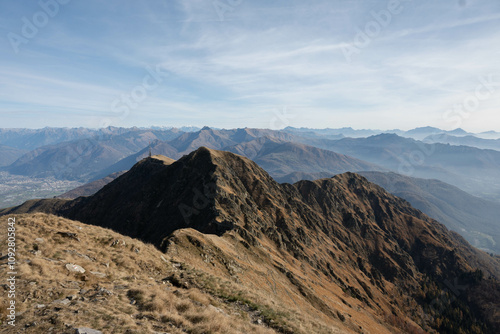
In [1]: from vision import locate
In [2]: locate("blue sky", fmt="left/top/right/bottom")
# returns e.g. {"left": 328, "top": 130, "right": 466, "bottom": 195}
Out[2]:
{"left": 0, "top": 0, "right": 499, "bottom": 131}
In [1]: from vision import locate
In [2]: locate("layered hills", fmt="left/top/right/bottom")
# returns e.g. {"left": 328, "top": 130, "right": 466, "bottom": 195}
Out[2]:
{"left": 93, "top": 134, "right": 384, "bottom": 184}
{"left": 318, "top": 134, "right": 500, "bottom": 201}
{"left": 225, "top": 137, "right": 383, "bottom": 183}
{"left": 360, "top": 172, "right": 500, "bottom": 254}
{"left": 423, "top": 134, "right": 500, "bottom": 151}
{"left": 3, "top": 148, "right": 500, "bottom": 333}
{"left": 4, "top": 129, "right": 181, "bottom": 180}
{"left": 4, "top": 126, "right": 500, "bottom": 206}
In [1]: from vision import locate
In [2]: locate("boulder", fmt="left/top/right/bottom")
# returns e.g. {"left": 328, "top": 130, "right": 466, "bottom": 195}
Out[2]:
{"left": 66, "top": 263, "right": 86, "bottom": 273}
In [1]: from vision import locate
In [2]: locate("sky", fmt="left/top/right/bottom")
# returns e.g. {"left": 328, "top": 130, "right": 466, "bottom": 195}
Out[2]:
{"left": 0, "top": 0, "right": 499, "bottom": 132}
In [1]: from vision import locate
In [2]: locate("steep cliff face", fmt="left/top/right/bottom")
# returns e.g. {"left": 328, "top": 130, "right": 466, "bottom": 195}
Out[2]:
{"left": 4, "top": 147, "right": 500, "bottom": 333}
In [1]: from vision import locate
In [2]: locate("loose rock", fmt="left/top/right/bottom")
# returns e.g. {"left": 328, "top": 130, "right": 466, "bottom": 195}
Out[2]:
{"left": 66, "top": 263, "right": 86, "bottom": 274}
{"left": 52, "top": 299, "right": 71, "bottom": 306}
{"left": 75, "top": 328, "right": 103, "bottom": 334}
{"left": 90, "top": 271, "right": 106, "bottom": 278}
{"left": 57, "top": 231, "right": 80, "bottom": 241}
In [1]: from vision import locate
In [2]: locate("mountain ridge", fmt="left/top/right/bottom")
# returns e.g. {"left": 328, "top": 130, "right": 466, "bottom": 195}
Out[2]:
{"left": 3, "top": 147, "right": 500, "bottom": 333}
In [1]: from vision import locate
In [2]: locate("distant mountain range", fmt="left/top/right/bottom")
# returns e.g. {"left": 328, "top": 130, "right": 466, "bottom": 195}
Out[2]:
{"left": 477, "top": 130, "right": 500, "bottom": 139}
{"left": 3, "top": 148, "right": 499, "bottom": 333}
{"left": 2, "top": 125, "right": 499, "bottom": 172}
{"left": 316, "top": 134, "right": 500, "bottom": 201}
{"left": 2, "top": 125, "right": 500, "bottom": 257}
{"left": 8, "top": 127, "right": 499, "bottom": 198}
{"left": 95, "top": 134, "right": 385, "bottom": 182}
{"left": 225, "top": 137, "right": 384, "bottom": 182}
{"left": 90, "top": 128, "right": 302, "bottom": 180}
{"left": 2, "top": 129, "right": 182, "bottom": 180}
{"left": 0, "top": 127, "right": 127, "bottom": 150}
{"left": 284, "top": 125, "right": 500, "bottom": 141}
{"left": 423, "top": 133, "right": 500, "bottom": 151}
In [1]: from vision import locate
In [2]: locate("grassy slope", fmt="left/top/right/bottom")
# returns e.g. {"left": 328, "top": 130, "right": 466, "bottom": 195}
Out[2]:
{"left": 0, "top": 214, "right": 277, "bottom": 334}
{"left": 0, "top": 213, "right": 366, "bottom": 334}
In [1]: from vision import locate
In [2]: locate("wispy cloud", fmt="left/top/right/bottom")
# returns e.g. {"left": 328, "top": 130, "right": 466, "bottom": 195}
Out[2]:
{"left": 0, "top": 0, "right": 499, "bottom": 131}
{"left": 386, "top": 12, "right": 500, "bottom": 40}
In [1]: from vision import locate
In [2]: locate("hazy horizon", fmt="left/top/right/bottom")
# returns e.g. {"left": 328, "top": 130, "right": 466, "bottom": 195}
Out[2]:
{"left": 0, "top": 124, "right": 499, "bottom": 135}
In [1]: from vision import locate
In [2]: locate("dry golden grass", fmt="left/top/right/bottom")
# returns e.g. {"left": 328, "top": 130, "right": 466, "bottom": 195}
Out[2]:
{"left": 0, "top": 213, "right": 402, "bottom": 334}
{"left": 0, "top": 213, "right": 278, "bottom": 334}
{"left": 163, "top": 228, "right": 403, "bottom": 334}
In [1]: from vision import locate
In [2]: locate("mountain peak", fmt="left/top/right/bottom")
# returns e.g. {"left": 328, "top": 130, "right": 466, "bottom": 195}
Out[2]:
{"left": 332, "top": 170, "right": 368, "bottom": 183}
{"left": 448, "top": 127, "right": 468, "bottom": 135}
{"left": 56, "top": 147, "right": 280, "bottom": 245}
{"left": 183, "top": 146, "right": 255, "bottom": 171}
{"left": 149, "top": 154, "right": 176, "bottom": 165}
{"left": 406, "top": 126, "right": 442, "bottom": 133}
{"left": 187, "top": 145, "right": 224, "bottom": 158}
{"left": 184, "top": 145, "right": 215, "bottom": 160}
{"left": 369, "top": 133, "right": 403, "bottom": 141}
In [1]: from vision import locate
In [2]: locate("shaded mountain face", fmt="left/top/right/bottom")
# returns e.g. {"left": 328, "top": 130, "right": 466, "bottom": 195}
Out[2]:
{"left": 0, "top": 144, "right": 26, "bottom": 167}
{"left": 360, "top": 171, "right": 500, "bottom": 254}
{"left": 60, "top": 148, "right": 282, "bottom": 245}
{"left": 5, "top": 147, "right": 500, "bottom": 333}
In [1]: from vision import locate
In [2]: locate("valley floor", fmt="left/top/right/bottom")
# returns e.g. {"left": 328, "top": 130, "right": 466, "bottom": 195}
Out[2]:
{"left": 0, "top": 172, "right": 81, "bottom": 209}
